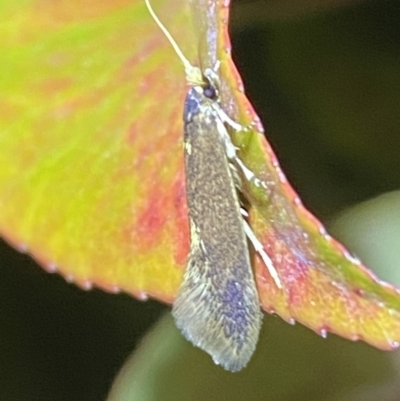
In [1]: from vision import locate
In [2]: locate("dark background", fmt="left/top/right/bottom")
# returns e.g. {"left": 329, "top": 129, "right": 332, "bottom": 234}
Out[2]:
{"left": 2, "top": 0, "right": 400, "bottom": 400}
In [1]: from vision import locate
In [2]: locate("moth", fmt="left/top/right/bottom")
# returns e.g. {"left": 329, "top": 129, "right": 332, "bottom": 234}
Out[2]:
{"left": 145, "top": 0, "right": 281, "bottom": 371}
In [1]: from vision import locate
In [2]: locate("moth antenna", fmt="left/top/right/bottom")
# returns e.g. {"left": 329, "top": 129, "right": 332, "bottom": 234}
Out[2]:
{"left": 144, "top": 0, "right": 204, "bottom": 85}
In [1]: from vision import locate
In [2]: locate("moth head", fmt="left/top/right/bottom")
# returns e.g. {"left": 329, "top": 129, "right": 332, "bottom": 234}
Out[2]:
{"left": 202, "top": 67, "right": 220, "bottom": 101}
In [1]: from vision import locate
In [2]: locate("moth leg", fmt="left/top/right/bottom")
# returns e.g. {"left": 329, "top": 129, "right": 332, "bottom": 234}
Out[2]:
{"left": 212, "top": 104, "right": 247, "bottom": 132}
{"left": 234, "top": 157, "right": 266, "bottom": 189}
{"left": 212, "top": 98, "right": 279, "bottom": 288}
{"left": 241, "top": 214, "right": 282, "bottom": 289}
{"left": 213, "top": 110, "right": 270, "bottom": 190}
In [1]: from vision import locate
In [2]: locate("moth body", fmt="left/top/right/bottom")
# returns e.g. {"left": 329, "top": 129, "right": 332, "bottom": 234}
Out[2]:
{"left": 172, "top": 84, "right": 262, "bottom": 372}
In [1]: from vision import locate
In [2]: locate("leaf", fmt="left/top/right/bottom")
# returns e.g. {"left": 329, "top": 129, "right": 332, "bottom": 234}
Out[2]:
{"left": 1, "top": 0, "right": 400, "bottom": 352}
{"left": 0, "top": 0, "right": 193, "bottom": 300}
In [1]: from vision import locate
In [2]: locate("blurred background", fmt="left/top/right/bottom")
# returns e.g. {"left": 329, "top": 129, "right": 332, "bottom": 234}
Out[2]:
{"left": 1, "top": 0, "right": 400, "bottom": 400}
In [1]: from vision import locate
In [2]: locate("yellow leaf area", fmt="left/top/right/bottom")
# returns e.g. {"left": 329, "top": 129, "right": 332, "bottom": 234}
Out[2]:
{"left": 1, "top": 0, "right": 400, "bottom": 352}
{"left": 0, "top": 0, "right": 199, "bottom": 301}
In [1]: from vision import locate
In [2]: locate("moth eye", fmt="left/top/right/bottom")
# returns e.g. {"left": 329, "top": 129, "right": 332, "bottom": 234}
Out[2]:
{"left": 203, "top": 84, "right": 217, "bottom": 100}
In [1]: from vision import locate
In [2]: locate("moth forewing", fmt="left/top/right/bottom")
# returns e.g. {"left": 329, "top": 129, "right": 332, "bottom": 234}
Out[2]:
{"left": 172, "top": 86, "right": 262, "bottom": 372}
